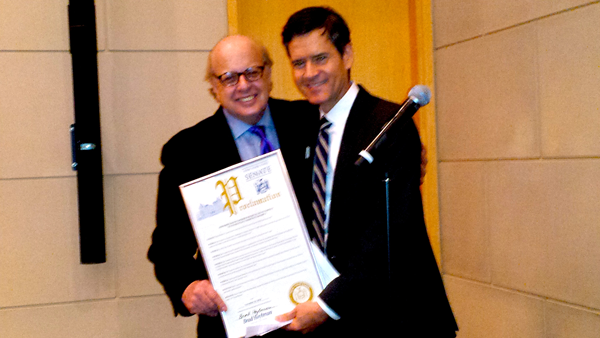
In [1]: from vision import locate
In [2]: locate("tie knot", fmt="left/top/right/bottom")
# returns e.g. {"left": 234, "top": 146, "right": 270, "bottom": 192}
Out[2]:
{"left": 248, "top": 125, "right": 273, "bottom": 155}
{"left": 319, "top": 117, "right": 332, "bottom": 131}
{"left": 249, "top": 125, "right": 267, "bottom": 138}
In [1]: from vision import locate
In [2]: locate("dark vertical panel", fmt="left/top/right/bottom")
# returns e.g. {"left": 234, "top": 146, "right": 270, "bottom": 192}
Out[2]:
{"left": 68, "top": 0, "right": 106, "bottom": 264}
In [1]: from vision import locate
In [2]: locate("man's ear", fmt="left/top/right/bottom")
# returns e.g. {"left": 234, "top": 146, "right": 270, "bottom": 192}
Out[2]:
{"left": 208, "top": 79, "right": 219, "bottom": 101}
{"left": 264, "top": 66, "right": 273, "bottom": 94}
{"left": 342, "top": 43, "right": 354, "bottom": 70}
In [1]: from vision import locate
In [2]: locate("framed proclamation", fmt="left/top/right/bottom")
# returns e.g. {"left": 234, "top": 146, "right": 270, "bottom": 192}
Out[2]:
{"left": 180, "top": 150, "right": 323, "bottom": 337}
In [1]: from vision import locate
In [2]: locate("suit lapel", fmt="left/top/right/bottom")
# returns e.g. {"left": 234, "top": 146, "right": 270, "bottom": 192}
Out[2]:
{"left": 332, "top": 87, "right": 384, "bottom": 186}
{"left": 327, "top": 87, "right": 386, "bottom": 236}
{"left": 334, "top": 88, "right": 373, "bottom": 174}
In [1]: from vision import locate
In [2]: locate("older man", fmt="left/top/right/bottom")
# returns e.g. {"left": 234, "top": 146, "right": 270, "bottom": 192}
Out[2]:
{"left": 276, "top": 7, "right": 458, "bottom": 337}
{"left": 148, "top": 35, "right": 314, "bottom": 337}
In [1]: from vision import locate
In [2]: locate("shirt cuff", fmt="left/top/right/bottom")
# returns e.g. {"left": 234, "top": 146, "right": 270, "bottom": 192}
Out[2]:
{"left": 316, "top": 297, "right": 340, "bottom": 320}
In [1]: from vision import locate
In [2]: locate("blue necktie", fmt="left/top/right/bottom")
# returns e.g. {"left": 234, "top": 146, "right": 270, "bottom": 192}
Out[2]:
{"left": 248, "top": 125, "right": 274, "bottom": 155}
{"left": 312, "top": 117, "right": 332, "bottom": 252}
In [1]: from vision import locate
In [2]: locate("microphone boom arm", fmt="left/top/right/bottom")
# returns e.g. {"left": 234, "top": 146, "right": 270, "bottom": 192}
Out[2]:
{"left": 354, "top": 97, "right": 421, "bottom": 167}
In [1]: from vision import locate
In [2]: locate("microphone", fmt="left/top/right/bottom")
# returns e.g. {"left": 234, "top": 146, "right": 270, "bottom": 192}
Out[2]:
{"left": 355, "top": 85, "right": 431, "bottom": 167}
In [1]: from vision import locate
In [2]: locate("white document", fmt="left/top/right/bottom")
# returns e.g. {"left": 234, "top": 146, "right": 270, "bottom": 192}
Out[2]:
{"left": 310, "top": 241, "right": 340, "bottom": 287}
{"left": 180, "top": 150, "right": 323, "bottom": 338}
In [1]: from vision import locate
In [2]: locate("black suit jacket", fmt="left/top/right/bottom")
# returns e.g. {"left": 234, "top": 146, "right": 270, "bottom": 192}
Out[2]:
{"left": 148, "top": 98, "right": 316, "bottom": 337}
{"left": 301, "top": 86, "right": 457, "bottom": 337}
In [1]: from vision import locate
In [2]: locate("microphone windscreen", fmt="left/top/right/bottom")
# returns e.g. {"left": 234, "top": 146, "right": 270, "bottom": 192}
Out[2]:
{"left": 408, "top": 85, "right": 431, "bottom": 106}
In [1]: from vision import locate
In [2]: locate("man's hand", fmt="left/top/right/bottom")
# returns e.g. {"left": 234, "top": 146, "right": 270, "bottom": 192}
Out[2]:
{"left": 182, "top": 280, "right": 227, "bottom": 316}
{"left": 275, "top": 301, "right": 328, "bottom": 334}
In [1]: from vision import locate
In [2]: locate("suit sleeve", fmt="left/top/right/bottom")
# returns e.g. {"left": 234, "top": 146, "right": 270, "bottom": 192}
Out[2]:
{"left": 148, "top": 139, "right": 207, "bottom": 317}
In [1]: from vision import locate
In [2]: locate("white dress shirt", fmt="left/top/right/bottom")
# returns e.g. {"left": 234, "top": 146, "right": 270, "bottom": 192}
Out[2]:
{"left": 223, "top": 106, "right": 280, "bottom": 161}
{"left": 321, "top": 82, "right": 359, "bottom": 228}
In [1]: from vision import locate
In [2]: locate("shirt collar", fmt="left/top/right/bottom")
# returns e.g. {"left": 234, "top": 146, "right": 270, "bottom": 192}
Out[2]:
{"left": 321, "top": 82, "right": 359, "bottom": 125}
{"left": 223, "top": 105, "right": 273, "bottom": 140}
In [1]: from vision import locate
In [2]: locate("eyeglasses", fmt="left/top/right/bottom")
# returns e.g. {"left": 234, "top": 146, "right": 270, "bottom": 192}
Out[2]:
{"left": 214, "top": 66, "right": 266, "bottom": 87}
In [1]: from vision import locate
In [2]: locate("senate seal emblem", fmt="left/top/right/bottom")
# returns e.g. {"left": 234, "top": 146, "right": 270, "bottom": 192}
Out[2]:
{"left": 289, "top": 282, "right": 313, "bottom": 305}
{"left": 254, "top": 178, "right": 270, "bottom": 194}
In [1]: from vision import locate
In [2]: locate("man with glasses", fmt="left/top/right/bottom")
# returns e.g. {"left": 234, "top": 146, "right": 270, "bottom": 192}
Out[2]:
{"left": 148, "top": 35, "right": 316, "bottom": 337}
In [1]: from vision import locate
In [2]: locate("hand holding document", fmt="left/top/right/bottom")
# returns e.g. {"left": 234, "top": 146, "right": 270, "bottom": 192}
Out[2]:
{"left": 180, "top": 151, "right": 323, "bottom": 338}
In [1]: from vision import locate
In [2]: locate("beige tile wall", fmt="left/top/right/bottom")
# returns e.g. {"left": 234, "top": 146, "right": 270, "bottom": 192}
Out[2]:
{"left": 99, "top": 52, "right": 217, "bottom": 175}
{"left": 439, "top": 162, "right": 490, "bottom": 283}
{"left": 0, "top": 52, "right": 75, "bottom": 179}
{"left": 432, "top": 0, "right": 594, "bottom": 48}
{"left": 487, "top": 160, "right": 600, "bottom": 308}
{"left": 538, "top": 6, "right": 600, "bottom": 157}
{"left": 111, "top": 174, "right": 164, "bottom": 297}
{"left": 444, "top": 276, "right": 546, "bottom": 338}
{"left": 0, "top": 301, "right": 119, "bottom": 338}
{"left": 0, "top": 0, "right": 227, "bottom": 337}
{"left": 117, "top": 296, "right": 198, "bottom": 338}
{"left": 107, "top": 0, "right": 226, "bottom": 51}
{"left": 545, "top": 301, "right": 600, "bottom": 338}
{"left": 0, "top": 178, "right": 115, "bottom": 308}
{"left": 435, "top": 24, "right": 541, "bottom": 161}
{"left": 435, "top": 1, "right": 600, "bottom": 337}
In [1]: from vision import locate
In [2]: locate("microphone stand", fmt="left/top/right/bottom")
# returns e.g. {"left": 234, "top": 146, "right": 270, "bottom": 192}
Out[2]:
{"left": 384, "top": 172, "right": 392, "bottom": 283}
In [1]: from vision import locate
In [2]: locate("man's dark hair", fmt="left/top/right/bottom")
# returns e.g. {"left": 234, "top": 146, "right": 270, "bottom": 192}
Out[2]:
{"left": 282, "top": 6, "right": 351, "bottom": 57}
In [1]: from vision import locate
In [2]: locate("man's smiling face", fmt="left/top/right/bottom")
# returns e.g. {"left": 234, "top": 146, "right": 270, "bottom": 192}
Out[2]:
{"left": 209, "top": 36, "right": 272, "bottom": 125}
{"left": 287, "top": 28, "right": 353, "bottom": 113}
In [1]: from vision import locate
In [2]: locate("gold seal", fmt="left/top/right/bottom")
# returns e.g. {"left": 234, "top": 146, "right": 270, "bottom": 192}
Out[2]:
{"left": 289, "top": 282, "right": 313, "bottom": 305}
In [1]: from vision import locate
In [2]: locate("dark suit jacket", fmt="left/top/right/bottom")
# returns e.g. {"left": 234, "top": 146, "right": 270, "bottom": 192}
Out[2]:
{"left": 301, "top": 86, "right": 458, "bottom": 337}
{"left": 148, "top": 98, "right": 316, "bottom": 338}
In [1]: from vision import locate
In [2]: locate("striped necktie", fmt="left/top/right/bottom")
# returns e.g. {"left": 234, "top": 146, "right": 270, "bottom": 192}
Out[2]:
{"left": 248, "top": 125, "right": 273, "bottom": 155}
{"left": 312, "top": 117, "right": 332, "bottom": 252}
